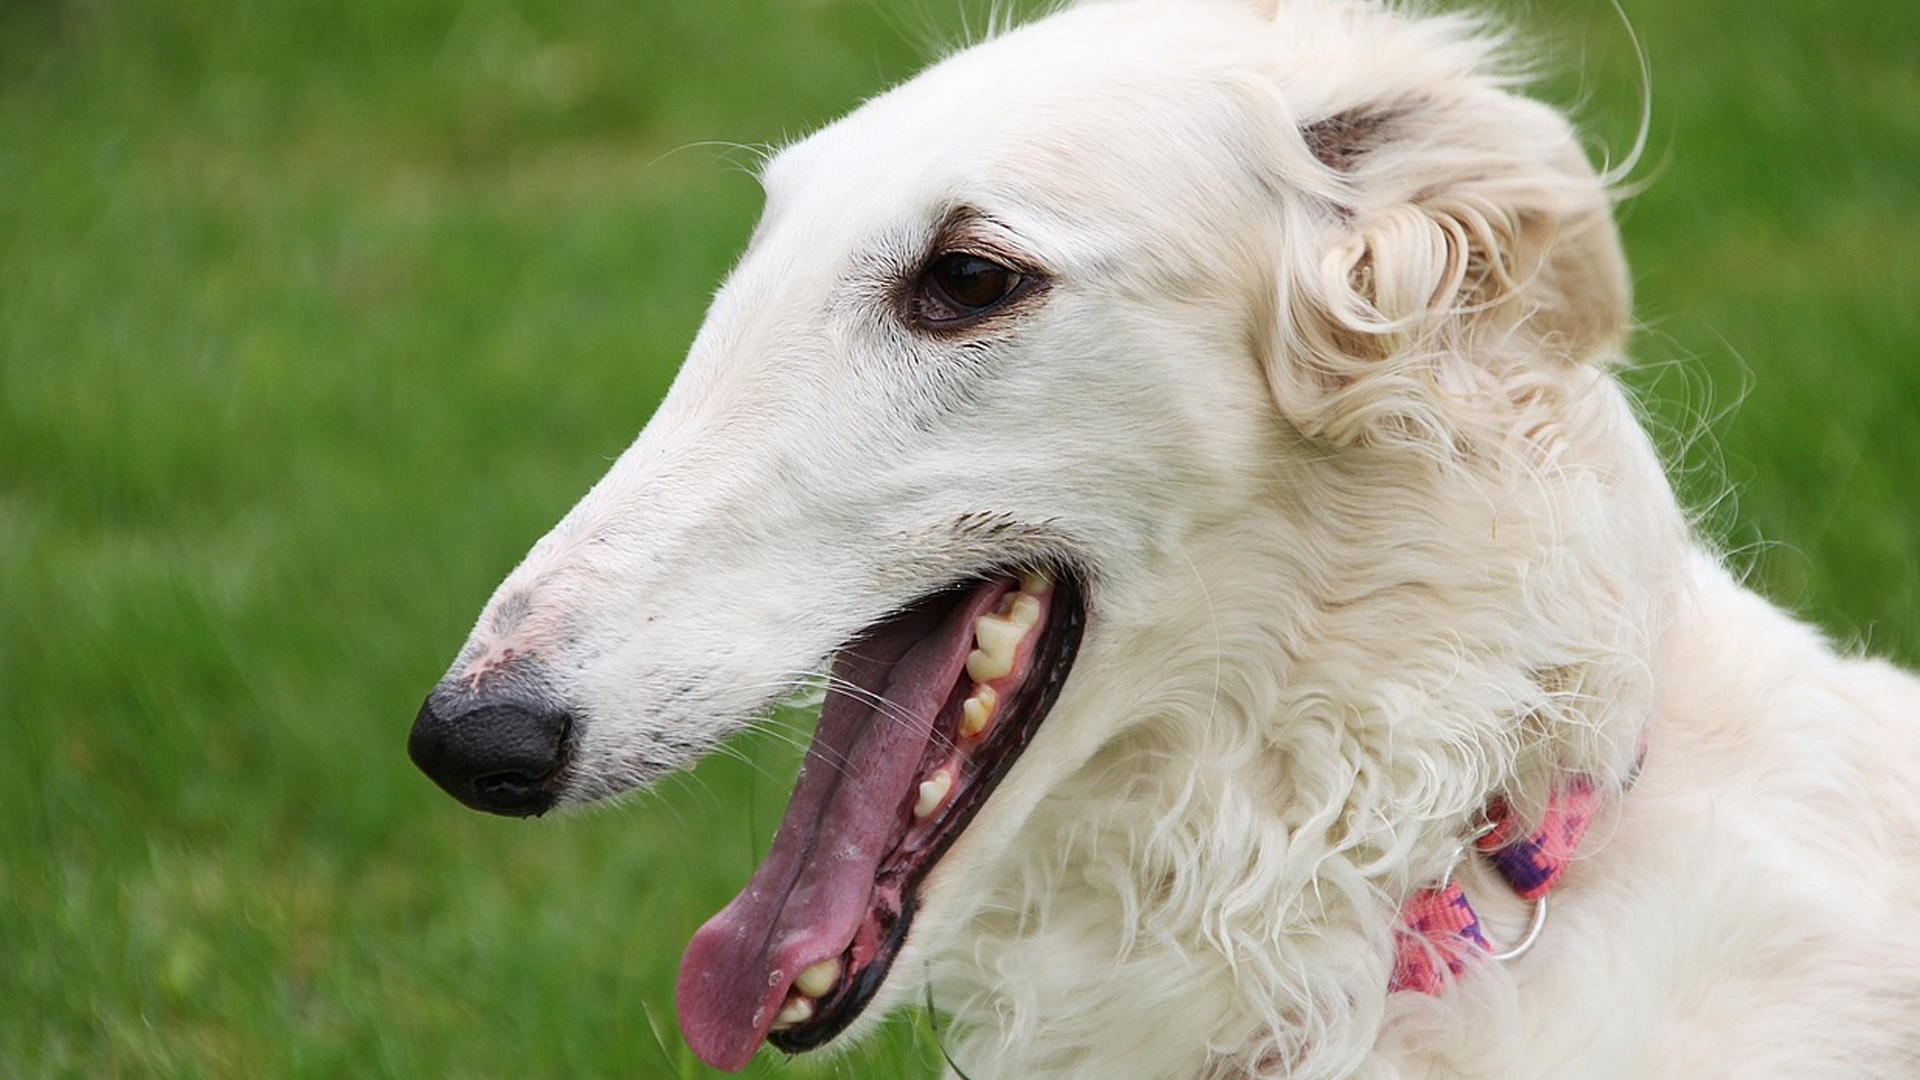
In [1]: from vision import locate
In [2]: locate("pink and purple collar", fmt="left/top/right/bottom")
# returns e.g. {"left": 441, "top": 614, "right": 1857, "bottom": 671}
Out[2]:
{"left": 1389, "top": 773, "right": 1608, "bottom": 994}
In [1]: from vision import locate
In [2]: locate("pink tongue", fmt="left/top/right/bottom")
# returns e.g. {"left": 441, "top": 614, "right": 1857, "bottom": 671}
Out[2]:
{"left": 675, "top": 580, "right": 1010, "bottom": 1071}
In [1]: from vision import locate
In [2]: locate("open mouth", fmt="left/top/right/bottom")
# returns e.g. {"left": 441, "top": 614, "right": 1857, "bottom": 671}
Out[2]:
{"left": 674, "top": 565, "right": 1085, "bottom": 1070}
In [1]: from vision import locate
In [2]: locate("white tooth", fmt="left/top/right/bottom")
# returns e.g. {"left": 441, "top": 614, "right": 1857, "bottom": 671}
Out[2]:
{"left": 960, "top": 685, "right": 997, "bottom": 739}
{"left": 965, "top": 646, "right": 1011, "bottom": 683}
{"left": 967, "top": 613, "right": 1023, "bottom": 681}
{"left": 772, "top": 996, "right": 813, "bottom": 1029}
{"left": 1019, "top": 569, "right": 1053, "bottom": 596}
{"left": 914, "top": 769, "right": 954, "bottom": 819}
{"left": 795, "top": 958, "right": 840, "bottom": 998}
{"left": 1008, "top": 592, "right": 1042, "bottom": 629}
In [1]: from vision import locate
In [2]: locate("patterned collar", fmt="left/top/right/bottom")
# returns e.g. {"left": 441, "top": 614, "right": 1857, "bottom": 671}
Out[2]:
{"left": 1389, "top": 773, "right": 1607, "bottom": 994}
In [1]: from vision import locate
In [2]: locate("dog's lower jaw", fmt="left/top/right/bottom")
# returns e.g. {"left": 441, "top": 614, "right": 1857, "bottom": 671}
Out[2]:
{"left": 675, "top": 568, "right": 1086, "bottom": 1070}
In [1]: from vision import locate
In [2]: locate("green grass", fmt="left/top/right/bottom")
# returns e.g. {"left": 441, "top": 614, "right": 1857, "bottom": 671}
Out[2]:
{"left": 2, "top": 0, "right": 1915, "bottom": 1076}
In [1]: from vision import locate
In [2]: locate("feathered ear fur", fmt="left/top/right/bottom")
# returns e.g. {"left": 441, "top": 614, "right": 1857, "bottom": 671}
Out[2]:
{"left": 1266, "top": 82, "right": 1629, "bottom": 455}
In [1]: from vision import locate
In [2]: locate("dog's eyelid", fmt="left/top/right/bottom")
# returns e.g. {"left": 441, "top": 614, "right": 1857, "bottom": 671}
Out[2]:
{"left": 926, "top": 205, "right": 1047, "bottom": 272}
{"left": 931, "top": 242, "right": 1043, "bottom": 283}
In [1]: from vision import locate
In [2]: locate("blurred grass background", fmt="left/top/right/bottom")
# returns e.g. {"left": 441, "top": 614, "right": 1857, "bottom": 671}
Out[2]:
{"left": 1, "top": 0, "right": 1914, "bottom": 1077}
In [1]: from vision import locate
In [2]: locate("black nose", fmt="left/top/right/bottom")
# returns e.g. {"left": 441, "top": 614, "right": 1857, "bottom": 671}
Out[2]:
{"left": 408, "top": 692, "right": 572, "bottom": 817}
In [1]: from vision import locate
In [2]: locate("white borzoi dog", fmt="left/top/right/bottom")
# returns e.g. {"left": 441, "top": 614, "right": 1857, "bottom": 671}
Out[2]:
{"left": 409, "top": 0, "right": 1920, "bottom": 1075}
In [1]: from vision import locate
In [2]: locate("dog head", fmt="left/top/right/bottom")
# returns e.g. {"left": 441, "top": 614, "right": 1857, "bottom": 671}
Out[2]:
{"left": 410, "top": 0, "right": 1676, "bottom": 1072}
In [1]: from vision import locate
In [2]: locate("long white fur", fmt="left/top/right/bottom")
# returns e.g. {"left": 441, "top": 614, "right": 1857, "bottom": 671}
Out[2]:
{"left": 443, "top": 1, "right": 1920, "bottom": 1076}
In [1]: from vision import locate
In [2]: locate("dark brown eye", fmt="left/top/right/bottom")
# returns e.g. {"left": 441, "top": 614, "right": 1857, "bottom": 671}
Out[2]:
{"left": 916, "top": 252, "right": 1023, "bottom": 324}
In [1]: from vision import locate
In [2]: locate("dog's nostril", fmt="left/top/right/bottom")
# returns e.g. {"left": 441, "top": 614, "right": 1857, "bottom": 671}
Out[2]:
{"left": 473, "top": 770, "right": 549, "bottom": 806}
{"left": 408, "top": 695, "right": 571, "bottom": 817}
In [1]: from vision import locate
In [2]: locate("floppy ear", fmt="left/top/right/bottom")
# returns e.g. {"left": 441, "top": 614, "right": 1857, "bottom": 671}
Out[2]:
{"left": 1266, "top": 90, "right": 1630, "bottom": 453}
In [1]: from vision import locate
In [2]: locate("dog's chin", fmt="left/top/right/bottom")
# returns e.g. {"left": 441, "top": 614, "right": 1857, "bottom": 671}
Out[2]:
{"left": 671, "top": 564, "right": 1086, "bottom": 1071}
